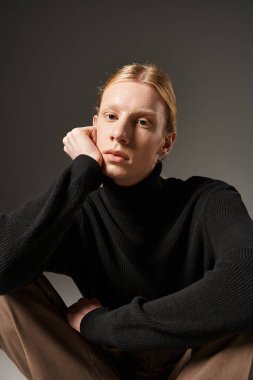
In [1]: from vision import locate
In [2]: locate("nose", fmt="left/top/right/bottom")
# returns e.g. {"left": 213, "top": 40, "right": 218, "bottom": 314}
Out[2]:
{"left": 110, "top": 119, "right": 131, "bottom": 145}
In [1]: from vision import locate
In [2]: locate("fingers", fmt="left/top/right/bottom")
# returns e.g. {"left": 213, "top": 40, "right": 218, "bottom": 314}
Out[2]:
{"left": 62, "top": 127, "right": 95, "bottom": 145}
{"left": 78, "top": 126, "right": 93, "bottom": 132}
{"left": 62, "top": 126, "right": 102, "bottom": 164}
{"left": 68, "top": 297, "right": 102, "bottom": 311}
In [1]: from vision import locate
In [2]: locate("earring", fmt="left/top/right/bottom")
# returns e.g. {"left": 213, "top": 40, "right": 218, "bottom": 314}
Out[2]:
{"left": 159, "top": 151, "right": 167, "bottom": 160}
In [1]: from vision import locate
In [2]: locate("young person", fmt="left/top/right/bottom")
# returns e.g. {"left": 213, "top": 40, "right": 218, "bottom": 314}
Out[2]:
{"left": 0, "top": 63, "right": 253, "bottom": 380}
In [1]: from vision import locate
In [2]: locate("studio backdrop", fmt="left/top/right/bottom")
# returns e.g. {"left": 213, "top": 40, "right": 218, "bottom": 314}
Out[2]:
{"left": 0, "top": 1, "right": 252, "bottom": 379}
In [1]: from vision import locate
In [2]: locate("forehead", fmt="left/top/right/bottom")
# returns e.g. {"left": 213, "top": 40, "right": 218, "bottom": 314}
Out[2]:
{"left": 100, "top": 80, "right": 165, "bottom": 114}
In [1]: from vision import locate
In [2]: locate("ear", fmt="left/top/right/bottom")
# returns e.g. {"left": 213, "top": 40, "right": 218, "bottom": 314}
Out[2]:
{"left": 93, "top": 114, "right": 98, "bottom": 128}
{"left": 158, "top": 132, "right": 177, "bottom": 157}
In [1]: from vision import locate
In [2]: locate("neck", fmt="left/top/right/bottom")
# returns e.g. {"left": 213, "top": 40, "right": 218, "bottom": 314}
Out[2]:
{"left": 101, "top": 161, "right": 164, "bottom": 220}
{"left": 111, "top": 165, "right": 161, "bottom": 187}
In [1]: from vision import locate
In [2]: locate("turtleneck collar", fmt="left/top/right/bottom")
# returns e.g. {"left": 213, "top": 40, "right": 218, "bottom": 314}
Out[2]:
{"left": 100, "top": 161, "right": 164, "bottom": 220}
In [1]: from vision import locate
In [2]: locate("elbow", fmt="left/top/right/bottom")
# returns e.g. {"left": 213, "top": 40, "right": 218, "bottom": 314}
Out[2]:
{"left": 0, "top": 270, "right": 16, "bottom": 294}
{"left": 0, "top": 263, "right": 41, "bottom": 295}
{"left": 0, "top": 261, "right": 16, "bottom": 294}
{"left": 0, "top": 265, "right": 25, "bottom": 295}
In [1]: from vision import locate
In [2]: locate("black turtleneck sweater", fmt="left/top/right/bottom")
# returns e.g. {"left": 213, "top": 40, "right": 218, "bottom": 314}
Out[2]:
{"left": 1, "top": 154, "right": 253, "bottom": 351}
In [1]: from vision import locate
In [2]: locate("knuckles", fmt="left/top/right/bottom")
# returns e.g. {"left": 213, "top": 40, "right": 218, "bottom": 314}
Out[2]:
{"left": 71, "top": 127, "right": 83, "bottom": 135}
{"left": 62, "top": 126, "right": 91, "bottom": 147}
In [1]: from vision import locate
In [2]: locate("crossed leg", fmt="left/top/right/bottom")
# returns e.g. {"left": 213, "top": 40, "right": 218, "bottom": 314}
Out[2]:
{"left": 1, "top": 274, "right": 252, "bottom": 380}
{"left": 168, "top": 331, "right": 253, "bottom": 380}
{"left": 0, "top": 274, "right": 123, "bottom": 380}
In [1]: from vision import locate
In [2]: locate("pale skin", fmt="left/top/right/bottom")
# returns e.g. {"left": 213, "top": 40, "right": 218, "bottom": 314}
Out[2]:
{"left": 63, "top": 80, "right": 177, "bottom": 332}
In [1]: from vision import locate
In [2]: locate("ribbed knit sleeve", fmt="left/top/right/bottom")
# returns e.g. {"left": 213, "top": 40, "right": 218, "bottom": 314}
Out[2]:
{"left": 0, "top": 154, "right": 102, "bottom": 294}
{"left": 80, "top": 184, "right": 253, "bottom": 351}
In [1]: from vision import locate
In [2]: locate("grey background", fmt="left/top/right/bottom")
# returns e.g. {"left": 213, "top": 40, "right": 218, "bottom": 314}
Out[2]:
{"left": 0, "top": 0, "right": 252, "bottom": 378}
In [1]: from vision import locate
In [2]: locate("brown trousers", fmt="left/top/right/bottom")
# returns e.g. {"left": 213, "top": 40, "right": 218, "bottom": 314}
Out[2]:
{"left": 0, "top": 274, "right": 252, "bottom": 380}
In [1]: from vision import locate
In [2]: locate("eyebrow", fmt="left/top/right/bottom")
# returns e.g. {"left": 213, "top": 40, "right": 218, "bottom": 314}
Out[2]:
{"left": 101, "top": 104, "right": 157, "bottom": 116}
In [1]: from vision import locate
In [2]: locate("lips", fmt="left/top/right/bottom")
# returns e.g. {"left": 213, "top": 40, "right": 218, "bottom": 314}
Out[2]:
{"left": 103, "top": 150, "right": 129, "bottom": 160}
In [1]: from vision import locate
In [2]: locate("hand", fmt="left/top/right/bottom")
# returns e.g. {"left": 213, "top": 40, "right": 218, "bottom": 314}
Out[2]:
{"left": 66, "top": 297, "right": 102, "bottom": 332}
{"left": 62, "top": 126, "right": 103, "bottom": 166}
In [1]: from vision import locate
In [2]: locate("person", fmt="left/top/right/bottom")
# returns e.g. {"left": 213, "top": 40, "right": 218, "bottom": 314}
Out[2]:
{"left": 0, "top": 62, "right": 253, "bottom": 380}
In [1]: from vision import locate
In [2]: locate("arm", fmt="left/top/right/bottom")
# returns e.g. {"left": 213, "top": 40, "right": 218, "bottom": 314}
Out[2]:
{"left": 0, "top": 154, "right": 103, "bottom": 294}
{"left": 0, "top": 126, "right": 103, "bottom": 294}
{"left": 80, "top": 184, "right": 253, "bottom": 351}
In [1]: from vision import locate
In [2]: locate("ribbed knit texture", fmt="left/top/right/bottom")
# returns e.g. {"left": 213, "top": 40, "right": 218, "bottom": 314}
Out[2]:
{"left": 0, "top": 155, "right": 103, "bottom": 293}
{"left": 1, "top": 154, "right": 253, "bottom": 351}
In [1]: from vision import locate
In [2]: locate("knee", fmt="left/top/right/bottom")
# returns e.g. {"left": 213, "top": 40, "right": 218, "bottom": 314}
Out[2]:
{"left": 0, "top": 275, "right": 51, "bottom": 315}
{"left": 0, "top": 292, "right": 18, "bottom": 312}
{"left": 0, "top": 275, "right": 67, "bottom": 325}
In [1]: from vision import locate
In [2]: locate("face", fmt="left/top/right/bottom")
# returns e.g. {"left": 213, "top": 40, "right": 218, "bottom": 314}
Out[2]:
{"left": 93, "top": 80, "right": 176, "bottom": 186}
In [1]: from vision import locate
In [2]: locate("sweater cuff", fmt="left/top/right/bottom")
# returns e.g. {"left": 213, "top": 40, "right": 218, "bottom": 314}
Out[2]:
{"left": 71, "top": 154, "right": 103, "bottom": 192}
{"left": 80, "top": 306, "right": 116, "bottom": 347}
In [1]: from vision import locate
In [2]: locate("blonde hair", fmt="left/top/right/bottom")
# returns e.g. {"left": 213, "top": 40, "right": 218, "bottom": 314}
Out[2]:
{"left": 94, "top": 62, "right": 177, "bottom": 133}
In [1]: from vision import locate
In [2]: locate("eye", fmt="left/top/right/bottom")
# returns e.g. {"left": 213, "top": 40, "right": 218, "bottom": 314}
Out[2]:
{"left": 137, "top": 119, "right": 152, "bottom": 127}
{"left": 104, "top": 113, "right": 117, "bottom": 120}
